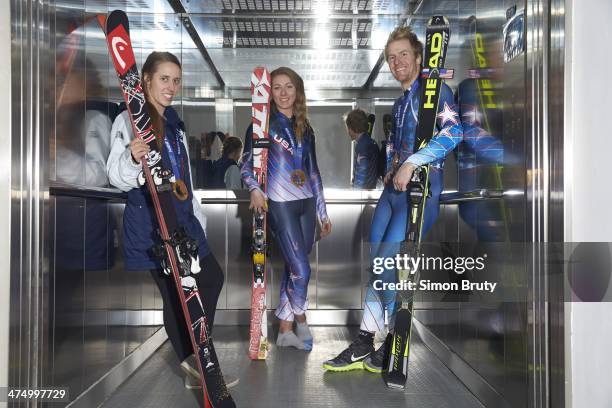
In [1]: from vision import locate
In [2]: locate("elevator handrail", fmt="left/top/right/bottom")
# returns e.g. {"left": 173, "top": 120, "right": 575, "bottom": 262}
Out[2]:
{"left": 194, "top": 189, "right": 507, "bottom": 204}
{"left": 50, "top": 181, "right": 127, "bottom": 200}
{"left": 49, "top": 182, "right": 509, "bottom": 205}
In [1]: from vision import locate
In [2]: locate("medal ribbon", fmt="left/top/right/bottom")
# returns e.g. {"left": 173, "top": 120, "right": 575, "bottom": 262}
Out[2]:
{"left": 163, "top": 129, "right": 184, "bottom": 181}
{"left": 276, "top": 112, "right": 303, "bottom": 172}
{"left": 393, "top": 80, "right": 420, "bottom": 155}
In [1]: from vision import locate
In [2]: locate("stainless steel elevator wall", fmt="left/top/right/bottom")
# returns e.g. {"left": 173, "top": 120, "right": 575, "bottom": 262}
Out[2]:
{"left": 10, "top": 0, "right": 545, "bottom": 407}
{"left": 408, "top": 2, "right": 529, "bottom": 408}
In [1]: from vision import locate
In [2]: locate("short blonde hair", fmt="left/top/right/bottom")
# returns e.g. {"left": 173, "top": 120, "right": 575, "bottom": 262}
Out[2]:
{"left": 384, "top": 26, "right": 424, "bottom": 63}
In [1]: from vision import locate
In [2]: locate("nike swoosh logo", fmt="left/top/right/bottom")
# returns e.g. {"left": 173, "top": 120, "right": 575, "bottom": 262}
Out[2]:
{"left": 351, "top": 353, "right": 369, "bottom": 362}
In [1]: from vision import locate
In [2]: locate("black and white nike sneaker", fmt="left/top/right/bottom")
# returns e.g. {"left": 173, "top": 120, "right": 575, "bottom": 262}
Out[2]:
{"left": 323, "top": 338, "right": 374, "bottom": 372}
{"left": 363, "top": 333, "right": 392, "bottom": 373}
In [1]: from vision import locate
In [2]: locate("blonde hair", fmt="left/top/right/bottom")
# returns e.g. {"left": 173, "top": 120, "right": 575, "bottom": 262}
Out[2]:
{"left": 384, "top": 26, "right": 424, "bottom": 63}
{"left": 270, "top": 67, "right": 309, "bottom": 141}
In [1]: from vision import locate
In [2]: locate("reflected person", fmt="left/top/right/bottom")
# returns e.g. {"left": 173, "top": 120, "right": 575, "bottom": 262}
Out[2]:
{"left": 345, "top": 108, "right": 380, "bottom": 189}
{"left": 106, "top": 51, "right": 237, "bottom": 389}
{"left": 324, "top": 26, "right": 463, "bottom": 373}
{"left": 54, "top": 49, "right": 118, "bottom": 272}
{"left": 456, "top": 15, "right": 506, "bottom": 241}
{"left": 242, "top": 66, "right": 332, "bottom": 351}
{"left": 211, "top": 136, "right": 244, "bottom": 189}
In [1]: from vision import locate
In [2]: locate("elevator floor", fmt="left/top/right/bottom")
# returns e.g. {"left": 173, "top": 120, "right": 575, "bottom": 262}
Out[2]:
{"left": 100, "top": 326, "right": 484, "bottom": 408}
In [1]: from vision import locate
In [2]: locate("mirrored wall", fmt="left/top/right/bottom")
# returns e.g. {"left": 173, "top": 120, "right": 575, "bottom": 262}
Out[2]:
{"left": 30, "top": 0, "right": 534, "bottom": 406}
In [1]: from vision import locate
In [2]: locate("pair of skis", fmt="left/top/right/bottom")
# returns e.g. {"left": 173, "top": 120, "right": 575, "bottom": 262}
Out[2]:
{"left": 100, "top": 10, "right": 234, "bottom": 408}
{"left": 386, "top": 16, "right": 452, "bottom": 389}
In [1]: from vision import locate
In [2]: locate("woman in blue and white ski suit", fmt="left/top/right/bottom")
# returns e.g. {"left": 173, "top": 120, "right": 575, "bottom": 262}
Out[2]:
{"left": 241, "top": 66, "right": 332, "bottom": 351}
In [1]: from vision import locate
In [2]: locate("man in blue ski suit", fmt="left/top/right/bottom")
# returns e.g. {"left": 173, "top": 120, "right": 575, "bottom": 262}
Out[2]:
{"left": 324, "top": 25, "right": 463, "bottom": 373}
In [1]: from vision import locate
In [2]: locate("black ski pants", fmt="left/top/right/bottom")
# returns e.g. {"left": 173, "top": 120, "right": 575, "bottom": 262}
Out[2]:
{"left": 150, "top": 252, "right": 224, "bottom": 362}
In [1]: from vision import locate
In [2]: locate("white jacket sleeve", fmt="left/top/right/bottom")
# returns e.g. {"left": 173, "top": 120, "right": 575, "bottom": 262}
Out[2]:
{"left": 57, "top": 111, "right": 112, "bottom": 187}
{"left": 106, "top": 111, "right": 143, "bottom": 192}
{"left": 84, "top": 110, "right": 112, "bottom": 187}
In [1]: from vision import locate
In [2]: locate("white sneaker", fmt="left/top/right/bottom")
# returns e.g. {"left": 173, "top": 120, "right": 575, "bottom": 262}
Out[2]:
{"left": 181, "top": 355, "right": 239, "bottom": 389}
{"left": 180, "top": 357, "right": 200, "bottom": 381}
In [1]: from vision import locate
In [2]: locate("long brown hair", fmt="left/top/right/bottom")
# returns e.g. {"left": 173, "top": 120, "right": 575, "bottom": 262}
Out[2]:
{"left": 141, "top": 51, "right": 182, "bottom": 149}
{"left": 270, "top": 67, "right": 309, "bottom": 142}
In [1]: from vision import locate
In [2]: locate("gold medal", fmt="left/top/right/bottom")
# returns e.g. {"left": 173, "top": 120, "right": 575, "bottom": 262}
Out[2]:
{"left": 172, "top": 179, "right": 189, "bottom": 201}
{"left": 392, "top": 154, "right": 400, "bottom": 171}
{"left": 290, "top": 170, "right": 306, "bottom": 187}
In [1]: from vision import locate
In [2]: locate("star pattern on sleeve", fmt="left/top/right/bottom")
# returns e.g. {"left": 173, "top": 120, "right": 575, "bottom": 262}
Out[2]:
{"left": 436, "top": 101, "right": 459, "bottom": 126}
{"left": 436, "top": 126, "right": 453, "bottom": 138}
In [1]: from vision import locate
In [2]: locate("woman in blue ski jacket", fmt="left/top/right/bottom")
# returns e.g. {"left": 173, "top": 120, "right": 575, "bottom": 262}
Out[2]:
{"left": 324, "top": 26, "right": 463, "bottom": 373}
{"left": 106, "top": 51, "right": 236, "bottom": 388}
{"left": 241, "top": 66, "right": 332, "bottom": 351}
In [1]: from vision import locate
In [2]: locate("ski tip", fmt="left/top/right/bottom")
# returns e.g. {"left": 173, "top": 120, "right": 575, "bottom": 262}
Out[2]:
{"left": 253, "top": 66, "right": 271, "bottom": 76}
{"left": 385, "top": 372, "right": 407, "bottom": 390}
{"left": 108, "top": 9, "right": 126, "bottom": 18}
{"left": 429, "top": 15, "right": 450, "bottom": 27}
{"left": 96, "top": 14, "right": 107, "bottom": 30}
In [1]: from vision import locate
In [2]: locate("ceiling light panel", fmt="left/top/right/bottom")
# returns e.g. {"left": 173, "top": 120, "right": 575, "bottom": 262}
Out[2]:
{"left": 182, "top": 0, "right": 408, "bottom": 15}
{"left": 206, "top": 48, "right": 381, "bottom": 88}
{"left": 82, "top": 0, "right": 175, "bottom": 13}
{"left": 125, "top": 13, "right": 185, "bottom": 50}
{"left": 191, "top": 15, "right": 397, "bottom": 49}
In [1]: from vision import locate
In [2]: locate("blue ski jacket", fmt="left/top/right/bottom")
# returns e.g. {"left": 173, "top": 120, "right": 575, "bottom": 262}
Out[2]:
{"left": 107, "top": 107, "right": 210, "bottom": 271}
{"left": 211, "top": 156, "right": 238, "bottom": 189}
{"left": 386, "top": 79, "right": 463, "bottom": 172}
{"left": 353, "top": 132, "right": 379, "bottom": 189}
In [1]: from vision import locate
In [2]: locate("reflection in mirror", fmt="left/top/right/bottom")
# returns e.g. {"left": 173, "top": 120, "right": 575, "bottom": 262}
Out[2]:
{"left": 54, "top": 17, "right": 115, "bottom": 188}
{"left": 456, "top": 15, "right": 507, "bottom": 242}
{"left": 189, "top": 130, "right": 242, "bottom": 189}
{"left": 344, "top": 108, "right": 381, "bottom": 190}
{"left": 306, "top": 104, "right": 355, "bottom": 189}
{"left": 210, "top": 136, "right": 244, "bottom": 189}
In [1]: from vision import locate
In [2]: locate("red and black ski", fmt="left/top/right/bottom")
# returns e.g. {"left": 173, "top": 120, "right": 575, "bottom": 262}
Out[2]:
{"left": 386, "top": 15, "right": 451, "bottom": 390}
{"left": 99, "top": 10, "right": 235, "bottom": 408}
{"left": 248, "top": 67, "right": 271, "bottom": 360}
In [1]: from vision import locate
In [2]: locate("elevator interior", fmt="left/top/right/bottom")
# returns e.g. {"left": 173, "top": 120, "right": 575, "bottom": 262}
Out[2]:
{"left": 9, "top": 0, "right": 562, "bottom": 406}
